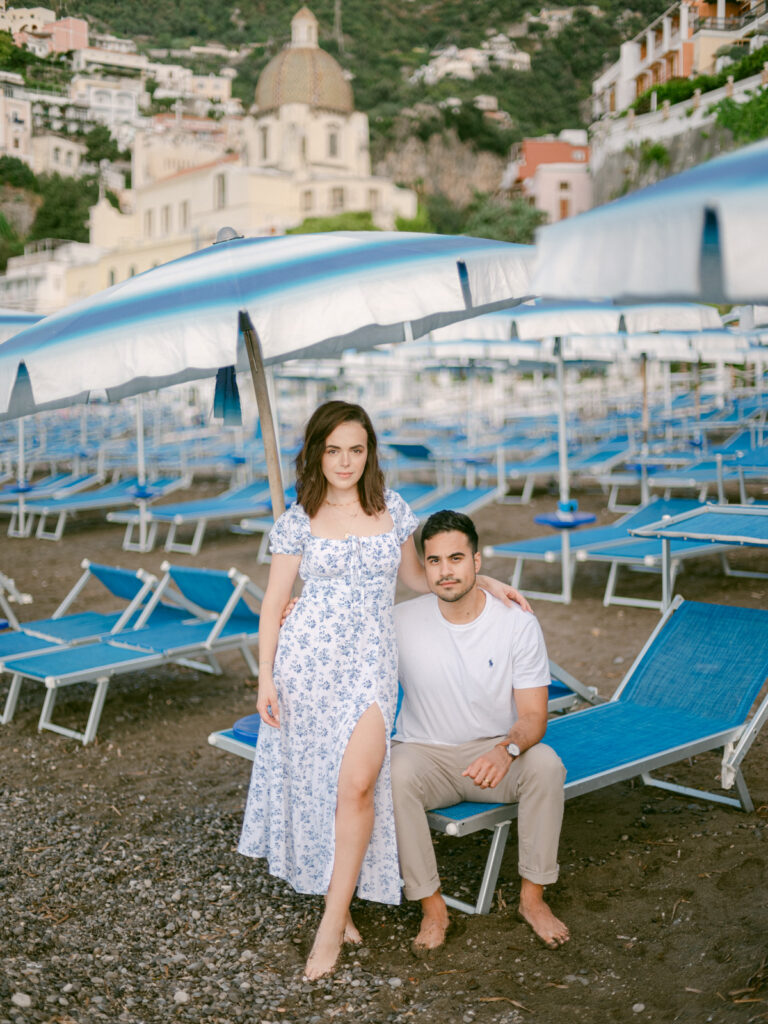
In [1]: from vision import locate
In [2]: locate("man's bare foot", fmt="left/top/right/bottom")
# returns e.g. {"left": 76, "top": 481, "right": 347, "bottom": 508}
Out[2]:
{"left": 343, "top": 912, "right": 362, "bottom": 946}
{"left": 518, "top": 880, "right": 570, "bottom": 949}
{"left": 412, "top": 912, "right": 450, "bottom": 952}
{"left": 413, "top": 890, "right": 451, "bottom": 953}
{"left": 304, "top": 920, "right": 344, "bottom": 981}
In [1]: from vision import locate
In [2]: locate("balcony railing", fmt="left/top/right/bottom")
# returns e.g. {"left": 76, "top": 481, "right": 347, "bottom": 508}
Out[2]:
{"left": 691, "top": 0, "right": 767, "bottom": 31}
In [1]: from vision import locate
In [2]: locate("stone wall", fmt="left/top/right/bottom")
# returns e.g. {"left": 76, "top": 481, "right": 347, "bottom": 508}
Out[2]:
{"left": 0, "top": 186, "right": 42, "bottom": 237}
{"left": 591, "top": 125, "right": 735, "bottom": 206}
{"left": 374, "top": 128, "right": 505, "bottom": 207}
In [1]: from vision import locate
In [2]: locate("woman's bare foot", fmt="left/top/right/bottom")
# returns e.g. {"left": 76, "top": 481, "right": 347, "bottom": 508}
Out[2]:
{"left": 304, "top": 920, "right": 344, "bottom": 981}
{"left": 518, "top": 879, "right": 570, "bottom": 949}
{"left": 343, "top": 912, "right": 362, "bottom": 946}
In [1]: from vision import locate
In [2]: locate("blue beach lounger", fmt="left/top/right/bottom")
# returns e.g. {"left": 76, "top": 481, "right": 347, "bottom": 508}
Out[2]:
{"left": 425, "top": 598, "right": 768, "bottom": 913}
{"left": 482, "top": 497, "right": 700, "bottom": 603}
{"left": 21, "top": 476, "right": 189, "bottom": 542}
{"left": 106, "top": 480, "right": 277, "bottom": 554}
{"left": 1, "top": 563, "right": 263, "bottom": 745}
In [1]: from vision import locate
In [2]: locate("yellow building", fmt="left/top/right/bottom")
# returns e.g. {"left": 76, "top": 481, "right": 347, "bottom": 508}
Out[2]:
{"left": 73, "top": 7, "right": 416, "bottom": 301}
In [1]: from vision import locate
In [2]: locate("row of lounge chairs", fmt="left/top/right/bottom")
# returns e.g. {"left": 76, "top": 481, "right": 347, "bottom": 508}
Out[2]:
{"left": 485, "top": 496, "right": 768, "bottom": 610}
{"left": 0, "top": 560, "right": 262, "bottom": 745}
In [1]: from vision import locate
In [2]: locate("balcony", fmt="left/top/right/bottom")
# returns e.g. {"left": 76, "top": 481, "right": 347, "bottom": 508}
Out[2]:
{"left": 690, "top": 0, "right": 767, "bottom": 31}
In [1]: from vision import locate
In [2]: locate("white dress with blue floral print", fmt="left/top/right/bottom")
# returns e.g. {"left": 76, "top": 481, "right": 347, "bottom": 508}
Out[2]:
{"left": 238, "top": 489, "right": 418, "bottom": 905}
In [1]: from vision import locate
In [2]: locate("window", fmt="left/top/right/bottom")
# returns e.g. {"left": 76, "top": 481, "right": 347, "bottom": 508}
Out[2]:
{"left": 367, "top": 189, "right": 379, "bottom": 211}
{"left": 214, "top": 173, "right": 226, "bottom": 210}
{"left": 259, "top": 126, "right": 269, "bottom": 161}
{"left": 328, "top": 128, "right": 339, "bottom": 159}
{"left": 161, "top": 204, "right": 171, "bottom": 235}
{"left": 559, "top": 181, "right": 570, "bottom": 191}
{"left": 108, "top": 268, "right": 116, "bottom": 286}
{"left": 331, "top": 187, "right": 344, "bottom": 211}
{"left": 144, "top": 210, "right": 153, "bottom": 236}
{"left": 179, "top": 200, "right": 190, "bottom": 230}
{"left": 302, "top": 190, "right": 313, "bottom": 212}
{"left": 53, "top": 146, "right": 61, "bottom": 163}
{"left": 129, "top": 265, "right": 136, "bottom": 277}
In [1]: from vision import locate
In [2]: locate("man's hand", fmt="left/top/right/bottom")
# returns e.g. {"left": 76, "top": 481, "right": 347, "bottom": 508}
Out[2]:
{"left": 462, "top": 744, "right": 513, "bottom": 789}
{"left": 280, "top": 596, "right": 298, "bottom": 626}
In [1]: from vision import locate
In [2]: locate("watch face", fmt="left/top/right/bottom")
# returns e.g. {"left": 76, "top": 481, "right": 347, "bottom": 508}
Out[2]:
{"left": 507, "top": 743, "right": 521, "bottom": 757}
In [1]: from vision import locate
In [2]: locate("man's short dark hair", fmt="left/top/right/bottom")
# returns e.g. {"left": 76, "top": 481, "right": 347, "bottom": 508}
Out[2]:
{"left": 421, "top": 510, "right": 479, "bottom": 554}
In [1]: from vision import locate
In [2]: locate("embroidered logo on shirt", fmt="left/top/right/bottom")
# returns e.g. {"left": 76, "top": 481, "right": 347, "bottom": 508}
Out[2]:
{"left": 488, "top": 658, "right": 494, "bottom": 667}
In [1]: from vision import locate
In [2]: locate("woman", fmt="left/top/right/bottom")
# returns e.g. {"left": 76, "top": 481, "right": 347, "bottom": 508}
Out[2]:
{"left": 239, "top": 401, "right": 520, "bottom": 980}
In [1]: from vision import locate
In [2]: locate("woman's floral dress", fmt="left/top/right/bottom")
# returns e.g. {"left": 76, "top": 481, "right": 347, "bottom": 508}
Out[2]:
{"left": 238, "top": 489, "right": 417, "bottom": 904}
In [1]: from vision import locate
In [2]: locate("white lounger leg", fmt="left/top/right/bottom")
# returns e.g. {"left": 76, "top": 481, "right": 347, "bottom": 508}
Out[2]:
{"left": 443, "top": 820, "right": 512, "bottom": 915}
{"left": 165, "top": 518, "right": 207, "bottom": 556}
{"left": 38, "top": 676, "right": 110, "bottom": 745}
{"left": 1, "top": 673, "right": 24, "bottom": 724}
{"left": 122, "top": 518, "right": 158, "bottom": 553}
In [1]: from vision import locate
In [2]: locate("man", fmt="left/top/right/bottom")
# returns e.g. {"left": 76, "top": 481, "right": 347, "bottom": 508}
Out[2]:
{"left": 391, "top": 509, "right": 569, "bottom": 953}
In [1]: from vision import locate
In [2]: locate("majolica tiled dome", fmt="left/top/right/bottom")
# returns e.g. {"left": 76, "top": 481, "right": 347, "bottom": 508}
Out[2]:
{"left": 254, "top": 7, "right": 353, "bottom": 114}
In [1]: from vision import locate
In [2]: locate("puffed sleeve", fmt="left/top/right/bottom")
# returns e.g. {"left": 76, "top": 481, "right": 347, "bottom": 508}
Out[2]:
{"left": 268, "top": 503, "right": 307, "bottom": 556}
{"left": 386, "top": 489, "right": 419, "bottom": 545}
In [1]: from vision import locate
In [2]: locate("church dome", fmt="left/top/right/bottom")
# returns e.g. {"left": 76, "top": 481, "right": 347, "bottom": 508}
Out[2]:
{"left": 254, "top": 7, "right": 353, "bottom": 115}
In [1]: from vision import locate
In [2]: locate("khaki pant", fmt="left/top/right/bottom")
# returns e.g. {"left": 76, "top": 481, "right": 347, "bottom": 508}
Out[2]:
{"left": 390, "top": 737, "right": 566, "bottom": 901}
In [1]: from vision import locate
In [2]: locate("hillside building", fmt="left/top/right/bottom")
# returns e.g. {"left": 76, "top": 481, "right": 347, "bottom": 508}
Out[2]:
{"left": 503, "top": 130, "right": 592, "bottom": 223}
{"left": 592, "top": 0, "right": 768, "bottom": 117}
{"left": 1, "top": 7, "right": 417, "bottom": 311}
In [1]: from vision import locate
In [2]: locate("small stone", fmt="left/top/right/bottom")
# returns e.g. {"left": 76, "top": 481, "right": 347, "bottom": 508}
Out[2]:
{"left": 388, "top": 977, "right": 402, "bottom": 988}
{"left": 632, "top": 1003, "right": 645, "bottom": 1013}
{"left": 173, "top": 990, "right": 190, "bottom": 1004}
{"left": 12, "top": 993, "right": 32, "bottom": 1008}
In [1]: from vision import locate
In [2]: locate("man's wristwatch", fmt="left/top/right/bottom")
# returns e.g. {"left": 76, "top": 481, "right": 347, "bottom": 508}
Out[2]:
{"left": 500, "top": 741, "right": 521, "bottom": 759}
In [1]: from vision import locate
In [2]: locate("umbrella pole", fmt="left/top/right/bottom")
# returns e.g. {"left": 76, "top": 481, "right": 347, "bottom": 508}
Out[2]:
{"left": 242, "top": 322, "right": 286, "bottom": 520}
{"left": 554, "top": 338, "right": 573, "bottom": 604}
{"left": 640, "top": 352, "right": 649, "bottom": 448}
{"left": 136, "top": 394, "right": 149, "bottom": 553}
{"left": 16, "top": 417, "right": 27, "bottom": 538}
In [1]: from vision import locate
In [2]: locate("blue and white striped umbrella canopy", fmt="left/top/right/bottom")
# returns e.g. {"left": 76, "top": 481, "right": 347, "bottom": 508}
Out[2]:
{"left": 0, "top": 231, "right": 533, "bottom": 421}
{"left": 0, "top": 308, "right": 42, "bottom": 344}
{"left": 432, "top": 298, "right": 722, "bottom": 344}
{"left": 531, "top": 139, "right": 768, "bottom": 304}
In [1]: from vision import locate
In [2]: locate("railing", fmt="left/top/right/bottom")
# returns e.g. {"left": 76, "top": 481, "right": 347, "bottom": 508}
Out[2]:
{"left": 690, "top": 0, "right": 767, "bottom": 31}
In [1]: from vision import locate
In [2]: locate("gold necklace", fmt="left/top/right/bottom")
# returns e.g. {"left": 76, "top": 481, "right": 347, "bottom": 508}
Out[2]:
{"left": 325, "top": 498, "right": 363, "bottom": 517}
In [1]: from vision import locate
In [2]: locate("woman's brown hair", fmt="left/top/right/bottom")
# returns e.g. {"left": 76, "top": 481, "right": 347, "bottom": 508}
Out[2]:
{"left": 295, "top": 401, "right": 386, "bottom": 518}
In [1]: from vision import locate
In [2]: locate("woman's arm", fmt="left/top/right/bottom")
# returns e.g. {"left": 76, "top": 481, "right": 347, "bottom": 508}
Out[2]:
{"left": 397, "top": 535, "right": 431, "bottom": 593}
{"left": 256, "top": 552, "right": 302, "bottom": 727}
{"left": 477, "top": 574, "right": 532, "bottom": 612}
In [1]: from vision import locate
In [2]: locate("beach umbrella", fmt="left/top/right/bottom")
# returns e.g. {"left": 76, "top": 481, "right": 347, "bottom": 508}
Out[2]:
{"left": 0, "top": 308, "right": 41, "bottom": 343}
{"left": 0, "top": 231, "right": 534, "bottom": 521}
{"left": 433, "top": 300, "right": 722, "bottom": 602}
{"left": 0, "top": 310, "right": 44, "bottom": 536}
{"left": 531, "top": 139, "right": 768, "bottom": 305}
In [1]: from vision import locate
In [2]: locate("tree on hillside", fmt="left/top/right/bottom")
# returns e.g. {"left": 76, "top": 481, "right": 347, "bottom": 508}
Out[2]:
{"left": 462, "top": 192, "right": 546, "bottom": 244}
{"left": 286, "top": 211, "right": 378, "bottom": 233}
{"left": 0, "top": 156, "right": 40, "bottom": 192}
{"left": 83, "top": 125, "right": 126, "bottom": 164}
{"left": 29, "top": 174, "right": 98, "bottom": 242}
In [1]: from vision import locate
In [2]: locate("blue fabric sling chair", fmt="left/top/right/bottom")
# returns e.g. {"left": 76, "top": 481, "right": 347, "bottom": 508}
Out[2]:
{"left": 209, "top": 598, "right": 768, "bottom": 914}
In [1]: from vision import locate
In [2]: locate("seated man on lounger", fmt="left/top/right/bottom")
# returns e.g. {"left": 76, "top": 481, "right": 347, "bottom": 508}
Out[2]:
{"left": 391, "top": 509, "right": 569, "bottom": 952}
